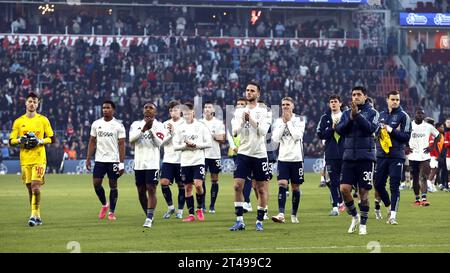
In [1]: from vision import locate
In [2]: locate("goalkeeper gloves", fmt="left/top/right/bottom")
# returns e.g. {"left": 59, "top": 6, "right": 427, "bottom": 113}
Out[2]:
{"left": 19, "top": 136, "right": 28, "bottom": 145}
{"left": 26, "top": 136, "right": 39, "bottom": 149}
{"left": 23, "top": 132, "right": 44, "bottom": 149}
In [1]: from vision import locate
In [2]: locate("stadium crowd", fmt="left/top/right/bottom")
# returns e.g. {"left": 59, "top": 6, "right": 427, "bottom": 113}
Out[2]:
{"left": 1, "top": 5, "right": 437, "bottom": 161}
{"left": 1, "top": 33, "right": 401, "bottom": 160}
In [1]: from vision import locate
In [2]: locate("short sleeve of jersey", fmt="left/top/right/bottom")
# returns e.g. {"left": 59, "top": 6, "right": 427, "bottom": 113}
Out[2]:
{"left": 90, "top": 121, "right": 97, "bottom": 137}
{"left": 118, "top": 123, "right": 126, "bottom": 139}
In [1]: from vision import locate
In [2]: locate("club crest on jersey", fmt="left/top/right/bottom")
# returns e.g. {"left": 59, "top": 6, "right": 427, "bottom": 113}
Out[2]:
{"left": 282, "top": 126, "right": 291, "bottom": 137}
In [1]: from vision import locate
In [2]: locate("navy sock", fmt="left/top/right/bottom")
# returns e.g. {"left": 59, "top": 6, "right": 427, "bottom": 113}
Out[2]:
{"left": 109, "top": 188, "right": 118, "bottom": 213}
{"left": 278, "top": 186, "right": 287, "bottom": 214}
{"left": 415, "top": 195, "right": 421, "bottom": 202}
{"left": 374, "top": 200, "right": 381, "bottom": 210}
{"left": 243, "top": 177, "right": 252, "bottom": 203}
{"left": 345, "top": 200, "right": 358, "bottom": 217}
{"left": 421, "top": 194, "right": 427, "bottom": 201}
{"left": 146, "top": 208, "right": 154, "bottom": 220}
{"left": 257, "top": 208, "right": 265, "bottom": 221}
{"left": 161, "top": 185, "right": 173, "bottom": 206}
{"left": 235, "top": 203, "right": 244, "bottom": 217}
{"left": 178, "top": 187, "right": 185, "bottom": 210}
{"left": 196, "top": 193, "right": 204, "bottom": 209}
{"left": 359, "top": 204, "right": 369, "bottom": 225}
{"left": 292, "top": 189, "right": 300, "bottom": 216}
{"left": 186, "top": 196, "right": 195, "bottom": 215}
{"left": 210, "top": 181, "right": 219, "bottom": 208}
{"left": 94, "top": 185, "right": 107, "bottom": 206}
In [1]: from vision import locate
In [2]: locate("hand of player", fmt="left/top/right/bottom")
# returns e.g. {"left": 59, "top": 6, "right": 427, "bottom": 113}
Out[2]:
{"left": 423, "top": 146, "right": 432, "bottom": 154}
{"left": 244, "top": 112, "right": 250, "bottom": 122}
{"left": 142, "top": 117, "right": 154, "bottom": 132}
{"left": 185, "top": 140, "right": 196, "bottom": 149}
{"left": 332, "top": 117, "right": 339, "bottom": 129}
{"left": 282, "top": 111, "right": 292, "bottom": 123}
{"left": 19, "top": 135, "right": 28, "bottom": 145}
{"left": 233, "top": 147, "right": 238, "bottom": 153}
{"left": 350, "top": 101, "right": 358, "bottom": 120}
{"left": 405, "top": 147, "right": 413, "bottom": 155}
{"left": 85, "top": 159, "right": 91, "bottom": 171}
{"left": 26, "top": 136, "right": 39, "bottom": 149}
{"left": 214, "top": 134, "right": 224, "bottom": 142}
{"left": 385, "top": 125, "right": 393, "bottom": 133}
{"left": 166, "top": 123, "right": 174, "bottom": 134}
{"left": 118, "top": 162, "right": 125, "bottom": 177}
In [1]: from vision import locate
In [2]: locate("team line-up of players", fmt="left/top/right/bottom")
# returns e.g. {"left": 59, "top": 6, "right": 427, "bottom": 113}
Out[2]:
{"left": 10, "top": 82, "right": 450, "bottom": 234}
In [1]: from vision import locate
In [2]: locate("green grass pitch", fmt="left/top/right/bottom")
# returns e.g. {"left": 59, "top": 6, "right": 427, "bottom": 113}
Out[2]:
{"left": 1, "top": 173, "right": 449, "bottom": 253}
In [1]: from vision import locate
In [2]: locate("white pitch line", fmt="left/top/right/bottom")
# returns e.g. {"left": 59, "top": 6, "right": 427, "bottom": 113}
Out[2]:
{"left": 101, "top": 243, "right": 450, "bottom": 253}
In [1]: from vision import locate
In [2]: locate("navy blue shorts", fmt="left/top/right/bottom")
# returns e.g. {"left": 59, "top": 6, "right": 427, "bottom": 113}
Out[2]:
{"left": 160, "top": 162, "right": 182, "bottom": 184}
{"left": 341, "top": 160, "right": 374, "bottom": 190}
{"left": 277, "top": 161, "right": 304, "bottom": 184}
{"left": 93, "top": 162, "right": 120, "bottom": 180}
{"left": 205, "top": 158, "right": 221, "bottom": 174}
{"left": 234, "top": 154, "right": 270, "bottom": 182}
{"left": 180, "top": 165, "right": 205, "bottom": 184}
{"left": 134, "top": 169, "right": 159, "bottom": 186}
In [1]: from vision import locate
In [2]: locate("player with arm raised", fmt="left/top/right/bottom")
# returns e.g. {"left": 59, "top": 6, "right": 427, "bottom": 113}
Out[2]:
{"left": 86, "top": 100, "right": 126, "bottom": 221}
{"left": 129, "top": 103, "right": 167, "bottom": 228}
{"left": 271, "top": 97, "right": 305, "bottom": 224}
{"left": 227, "top": 98, "right": 255, "bottom": 212}
{"left": 335, "top": 86, "right": 379, "bottom": 235}
{"left": 9, "top": 92, "right": 55, "bottom": 227}
{"left": 316, "top": 94, "right": 346, "bottom": 216}
{"left": 201, "top": 101, "right": 226, "bottom": 214}
{"left": 160, "top": 101, "right": 186, "bottom": 219}
{"left": 173, "top": 102, "right": 212, "bottom": 222}
{"left": 229, "top": 82, "right": 271, "bottom": 232}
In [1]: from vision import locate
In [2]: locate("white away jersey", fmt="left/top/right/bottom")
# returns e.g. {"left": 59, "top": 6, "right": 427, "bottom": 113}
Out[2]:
{"left": 271, "top": 115, "right": 306, "bottom": 162}
{"left": 129, "top": 119, "right": 167, "bottom": 170}
{"left": 201, "top": 117, "right": 225, "bottom": 159}
{"left": 173, "top": 119, "right": 212, "bottom": 167}
{"left": 231, "top": 105, "right": 270, "bottom": 159}
{"left": 90, "top": 117, "right": 126, "bottom": 162}
{"left": 161, "top": 118, "right": 185, "bottom": 164}
{"left": 408, "top": 121, "right": 439, "bottom": 161}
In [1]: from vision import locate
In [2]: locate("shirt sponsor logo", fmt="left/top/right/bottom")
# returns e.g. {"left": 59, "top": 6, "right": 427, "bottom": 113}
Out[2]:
{"left": 98, "top": 131, "right": 114, "bottom": 137}
{"left": 411, "top": 132, "right": 426, "bottom": 138}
